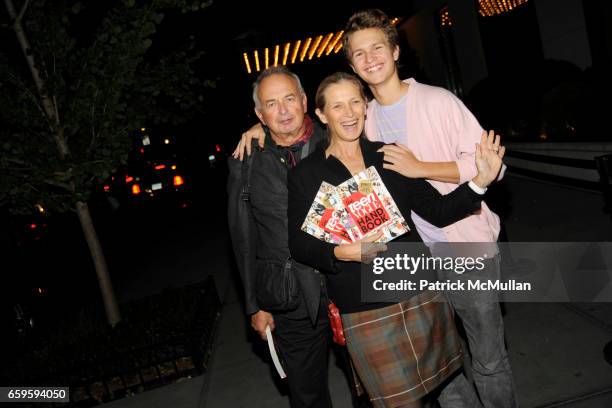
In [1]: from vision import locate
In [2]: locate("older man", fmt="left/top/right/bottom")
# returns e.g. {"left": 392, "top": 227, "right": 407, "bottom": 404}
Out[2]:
{"left": 227, "top": 66, "right": 331, "bottom": 408}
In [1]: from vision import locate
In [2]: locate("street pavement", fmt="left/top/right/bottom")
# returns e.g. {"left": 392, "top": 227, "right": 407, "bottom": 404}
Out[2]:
{"left": 101, "top": 174, "right": 612, "bottom": 408}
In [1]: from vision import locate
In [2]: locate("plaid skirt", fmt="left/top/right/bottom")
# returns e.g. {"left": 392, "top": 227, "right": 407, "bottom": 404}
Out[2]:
{"left": 341, "top": 291, "right": 463, "bottom": 407}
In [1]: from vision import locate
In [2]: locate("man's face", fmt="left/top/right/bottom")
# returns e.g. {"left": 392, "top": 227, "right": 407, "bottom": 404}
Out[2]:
{"left": 347, "top": 28, "right": 399, "bottom": 87}
{"left": 255, "top": 74, "right": 307, "bottom": 138}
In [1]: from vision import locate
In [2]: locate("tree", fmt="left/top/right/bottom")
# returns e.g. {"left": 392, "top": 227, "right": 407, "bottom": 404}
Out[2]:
{"left": 0, "top": 0, "right": 213, "bottom": 325}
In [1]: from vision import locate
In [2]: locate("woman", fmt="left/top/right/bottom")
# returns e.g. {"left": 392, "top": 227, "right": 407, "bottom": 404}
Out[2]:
{"left": 287, "top": 73, "right": 504, "bottom": 408}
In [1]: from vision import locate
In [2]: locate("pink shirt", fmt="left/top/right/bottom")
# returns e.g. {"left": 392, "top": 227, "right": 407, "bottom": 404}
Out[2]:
{"left": 365, "top": 79, "right": 502, "bottom": 255}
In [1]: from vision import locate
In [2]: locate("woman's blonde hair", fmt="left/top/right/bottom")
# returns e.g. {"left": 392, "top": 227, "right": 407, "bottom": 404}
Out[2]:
{"left": 314, "top": 72, "right": 366, "bottom": 111}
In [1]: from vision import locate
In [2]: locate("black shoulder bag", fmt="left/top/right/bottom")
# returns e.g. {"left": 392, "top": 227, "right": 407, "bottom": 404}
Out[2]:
{"left": 241, "top": 151, "right": 301, "bottom": 312}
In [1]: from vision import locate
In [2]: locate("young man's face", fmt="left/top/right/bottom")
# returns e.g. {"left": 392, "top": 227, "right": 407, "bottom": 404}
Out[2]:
{"left": 255, "top": 73, "right": 307, "bottom": 138}
{"left": 347, "top": 27, "right": 399, "bottom": 87}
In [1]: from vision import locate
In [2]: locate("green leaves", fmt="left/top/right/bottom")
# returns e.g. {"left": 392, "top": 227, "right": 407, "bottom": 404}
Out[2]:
{"left": 141, "top": 21, "right": 155, "bottom": 36}
{"left": 1, "top": 0, "right": 214, "bottom": 216}
{"left": 153, "top": 12, "right": 164, "bottom": 25}
{"left": 71, "top": 2, "right": 83, "bottom": 14}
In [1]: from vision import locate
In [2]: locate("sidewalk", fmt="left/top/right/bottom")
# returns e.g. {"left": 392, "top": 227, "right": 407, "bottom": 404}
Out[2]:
{"left": 102, "top": 174, "right": 612, "bottom": 408}
{"left": 199, "top": 286, "right": 355, "bottom": 408}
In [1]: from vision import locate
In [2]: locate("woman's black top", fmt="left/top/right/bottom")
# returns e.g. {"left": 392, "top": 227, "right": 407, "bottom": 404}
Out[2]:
{"left": 288, "top": 138, "right": 484, "bottom": 313}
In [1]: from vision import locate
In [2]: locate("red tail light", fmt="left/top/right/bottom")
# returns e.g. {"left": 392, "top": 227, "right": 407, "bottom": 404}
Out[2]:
{"left": 30, "top": 223, "right": 37, "bottom": 229}
{"left": 155, "top": 164, "right": 166, "bottom": 170}
{"left": 132, "top": 184, "right": 141, "bottom": 195}
{"left": 173, "top": 175, "right": 184, "bottom": 186}
{"left": 125, "top": 175, "right": 134, "bottom": 183}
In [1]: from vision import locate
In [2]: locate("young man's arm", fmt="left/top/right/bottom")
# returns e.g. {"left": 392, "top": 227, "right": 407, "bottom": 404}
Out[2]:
{"left": 377, "top": 142, "right": 461, "bottom": 184}
{"left": 377, "top": 88, "right": 505, "bottom": 185}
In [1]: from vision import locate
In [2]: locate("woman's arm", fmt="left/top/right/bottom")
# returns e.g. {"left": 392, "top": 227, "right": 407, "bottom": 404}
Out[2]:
{"left": 288, "top": 168, "right": 387, "bottom": 270}
{"left": 288, "top": 169, "right": 341, "bottom": 274}
{"left": 390, "top": 133, "right": 504, "bottom": 227}
{"left": 395, "top": 175, "right": 484, "bottom": 228}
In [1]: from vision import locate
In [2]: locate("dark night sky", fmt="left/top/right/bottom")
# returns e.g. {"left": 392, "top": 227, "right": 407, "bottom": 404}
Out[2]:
{"left": 164, "top": 0, "right": 412, "bottom": 66}
{"left": 0, "top": 0, "right": 415, "bottom": 146}
{"left": 180, "top": 0, "right": 415, "bottom": 138}
{"left": 213, "top": 0, "right": 410, "bottom": 45}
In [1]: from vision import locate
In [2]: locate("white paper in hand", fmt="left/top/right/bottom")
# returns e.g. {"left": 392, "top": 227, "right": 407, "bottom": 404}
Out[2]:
{"left": 265, "top": 325, "right": 287, "bottom": 379}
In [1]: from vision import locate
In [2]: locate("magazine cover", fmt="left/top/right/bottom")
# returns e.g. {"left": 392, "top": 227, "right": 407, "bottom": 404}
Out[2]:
{"left": 335, "top": 166, "right": 409, "bottom": 243}
{"left": 265, "top": 326, "right": 287, "bottom": 379}
{"left": 301, "top": 181, "right": 354, "bottom": 244}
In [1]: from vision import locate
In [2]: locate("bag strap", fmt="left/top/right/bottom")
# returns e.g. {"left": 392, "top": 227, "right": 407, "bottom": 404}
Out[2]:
{"left": 241, "top": 148, "right": 255, "bottom": 202}
{"left": 300, "top": 138, "right": 311, "bottom": 160}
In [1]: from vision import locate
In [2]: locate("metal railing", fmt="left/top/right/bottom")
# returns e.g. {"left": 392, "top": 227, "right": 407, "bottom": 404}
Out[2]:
{"left": 504, "top": 149, "right": 612, "bottom": 214}
{"left": 595, "top": 154, "right": 612, "bottom": 214}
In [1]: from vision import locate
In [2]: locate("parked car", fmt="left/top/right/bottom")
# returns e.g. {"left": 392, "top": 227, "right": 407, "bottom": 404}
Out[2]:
{"left": 102, "top": 129, "right": 192, "bottom": 210}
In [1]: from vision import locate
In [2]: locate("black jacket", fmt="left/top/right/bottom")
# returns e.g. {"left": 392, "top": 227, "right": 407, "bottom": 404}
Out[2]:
{"left": 288, "top": 137, "right": 485, "bottom": 313}
{"left": 227, "top": 122, "right": 327, "bottom": 324}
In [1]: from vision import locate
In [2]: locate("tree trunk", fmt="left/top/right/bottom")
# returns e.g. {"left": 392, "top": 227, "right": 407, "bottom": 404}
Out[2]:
{"left": 5, "top": 0, "right": 121, "bottom": 325}
{"left": 76, "top": 201, "right": 121, "bottom": 325}
{"left": 4, "top": 0, "right": 68, "bottom": 157}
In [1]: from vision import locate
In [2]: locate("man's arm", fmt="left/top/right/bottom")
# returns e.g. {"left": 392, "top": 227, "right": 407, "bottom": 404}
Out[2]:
{"left": 227, "top": 157, "right": 277, "bottom": 340}
{"left": 226, "top": 158, "right": 260, "bottom": 315}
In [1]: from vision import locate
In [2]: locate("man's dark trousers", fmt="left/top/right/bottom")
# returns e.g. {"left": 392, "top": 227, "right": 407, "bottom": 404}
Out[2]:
{"left": 274, "top": 298, "right": 331, "bottom": 408}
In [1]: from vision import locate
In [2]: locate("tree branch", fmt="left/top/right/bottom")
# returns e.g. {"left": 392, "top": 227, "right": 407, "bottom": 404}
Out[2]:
{"left": 16, "top": 0, "right": 29, "bottom": 22}
{"left": 4, "top": 0, "right": 69, "bottom": 159}
{"left": 88, "top": 87, "right": 99, "bottom": 153}
{"left": 52, "top": 94, "right": 60, "bottom": 126}
{"left": 22, "top": 182, "right": 40, "bottom": 193}
{"left": 44, "top": 179, "right": 71, "bottom": 191}
{"left": 7, "top": 158, "right": 28, "bottom": 165}
{"left": 81, "top": 160, "right": 106, "bottom": 165}
{"left": 7, "top": 72, "right": 48, "bottom": 121}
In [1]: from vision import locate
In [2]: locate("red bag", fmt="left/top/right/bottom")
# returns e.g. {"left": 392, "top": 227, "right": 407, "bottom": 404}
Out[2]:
{"left": 328, "top": 301, "right": 346, "bottom": 346}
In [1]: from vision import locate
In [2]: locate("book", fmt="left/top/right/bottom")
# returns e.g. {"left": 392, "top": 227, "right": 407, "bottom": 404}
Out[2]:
{"left": 265, "top": 325, "right": 287, "bottom": 379}
{"left": 301, "top": 181, "right": 355, "bottom": 244}
{"left": 302, "top": 166, "right": 409, "bottom": 244}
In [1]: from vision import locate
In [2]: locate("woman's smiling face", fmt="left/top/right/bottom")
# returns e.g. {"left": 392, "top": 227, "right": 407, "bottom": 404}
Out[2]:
{"left": 315, "top": 80, "right": 366, "bottom": 143}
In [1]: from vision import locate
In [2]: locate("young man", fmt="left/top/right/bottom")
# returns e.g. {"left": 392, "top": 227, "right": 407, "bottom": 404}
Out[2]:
{"left": 227, "top": 67, "right": 332, "bottom": 408}
{"left": 343, "top": 9, "right": 517, "bottom": 408}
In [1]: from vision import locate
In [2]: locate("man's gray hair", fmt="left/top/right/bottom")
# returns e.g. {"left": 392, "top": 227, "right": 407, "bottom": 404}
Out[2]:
{"left": 252, "top": 66, "right": 305, "bottom": 109}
